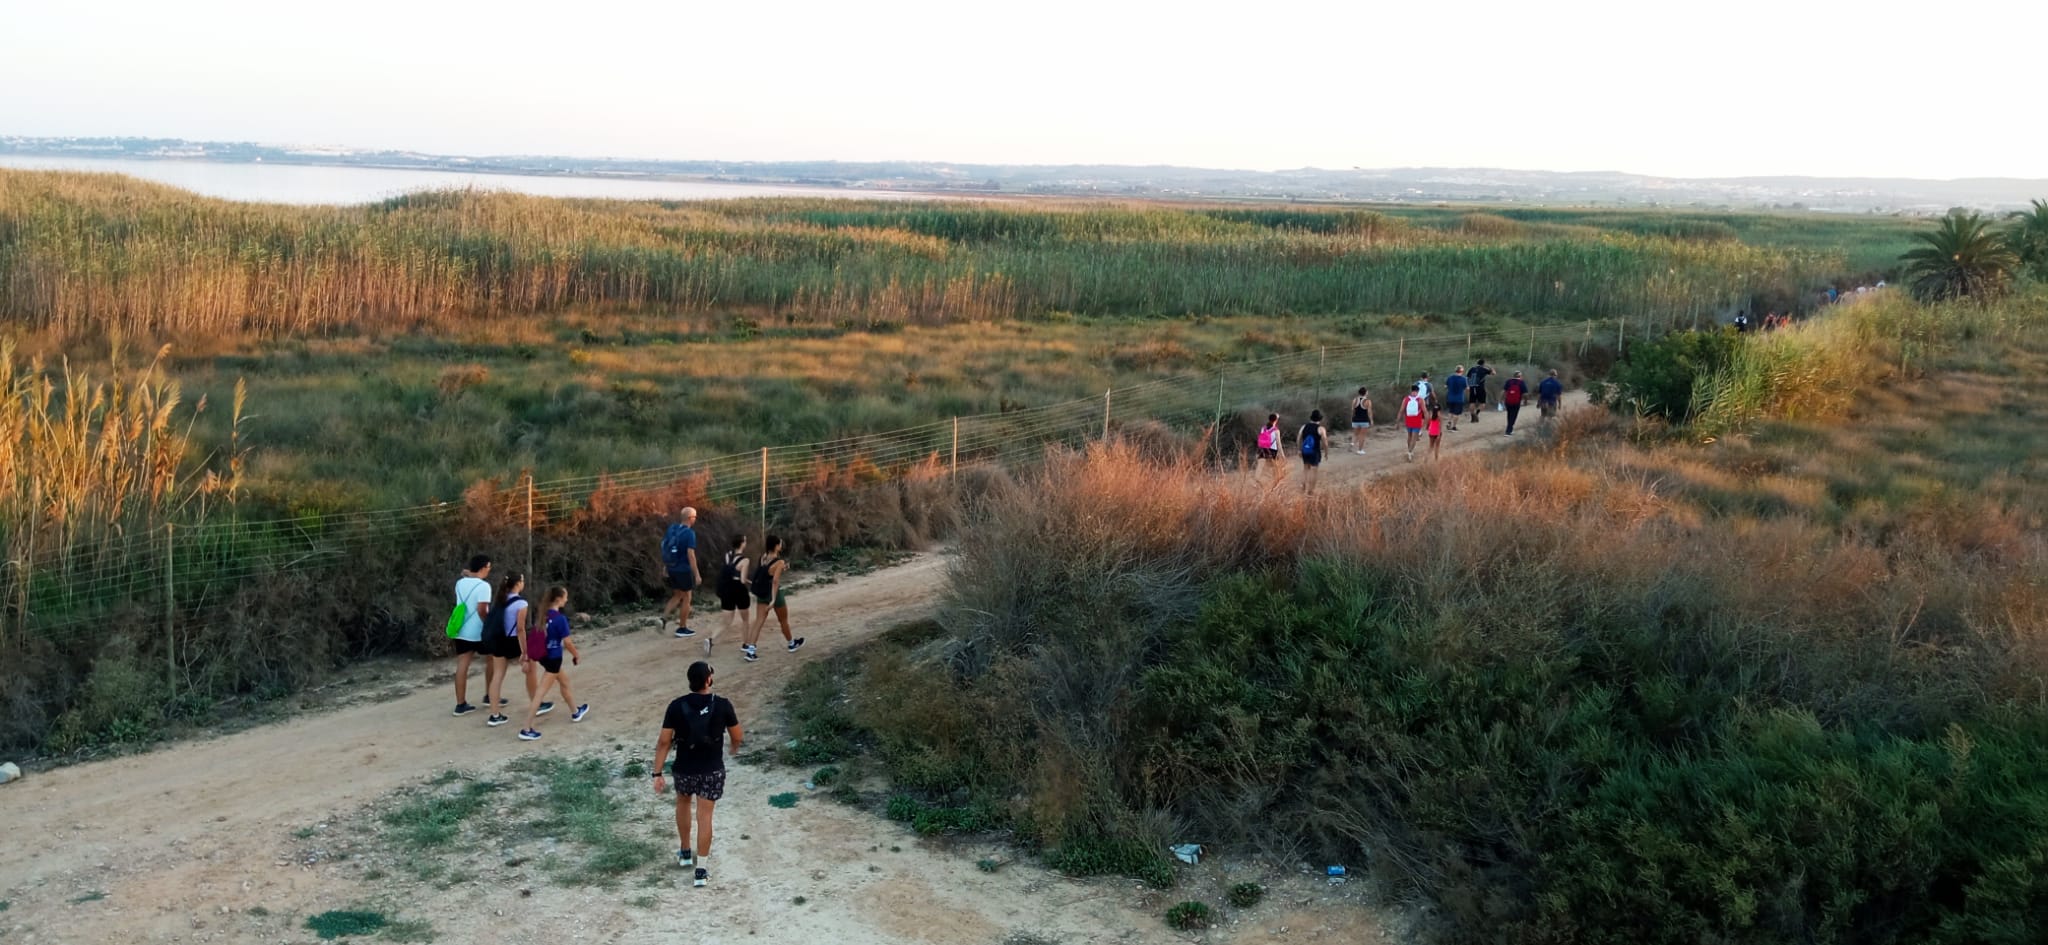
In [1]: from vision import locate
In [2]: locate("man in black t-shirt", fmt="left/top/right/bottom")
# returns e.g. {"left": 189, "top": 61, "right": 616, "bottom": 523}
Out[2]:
{"left": 1466, "top": 360, "right": 1494, "bottom": 424}
{"left": 652, "top": 660, "right": 743, "bottom": 887}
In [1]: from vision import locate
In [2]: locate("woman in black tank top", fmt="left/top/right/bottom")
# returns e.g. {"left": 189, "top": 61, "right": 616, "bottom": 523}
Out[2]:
{"left": 711, "top": 534, "right": 751, "bottom": 654}
{"left": 741, "top": 536, "right": 803, "bottom": 661}
{"left": 1350, "top": 386, "right": 1372, "bottom": 454}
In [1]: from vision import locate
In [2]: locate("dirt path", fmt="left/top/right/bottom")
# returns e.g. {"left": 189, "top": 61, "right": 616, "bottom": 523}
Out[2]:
{"left": 0, "top": 396, "right": 1586, "bottom": 944}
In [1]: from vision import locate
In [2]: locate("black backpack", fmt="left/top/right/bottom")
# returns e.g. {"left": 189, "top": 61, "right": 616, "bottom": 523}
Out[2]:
{"left": 720, "top": 552, "right": 746, "bottom": 594}
{"left": 682, "top": 695, "right": 723, "bottom": 752}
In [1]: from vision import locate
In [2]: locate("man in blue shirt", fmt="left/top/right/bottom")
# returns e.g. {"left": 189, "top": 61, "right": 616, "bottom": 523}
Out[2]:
{"left": 660, "top": 508, "right": 701, "bottom": 639}
{"left": 1538, "top": 370, "right": 1565, "bottom": 423}
{"left": 1444, "top": 367, "right": 1469, "bottom": 432}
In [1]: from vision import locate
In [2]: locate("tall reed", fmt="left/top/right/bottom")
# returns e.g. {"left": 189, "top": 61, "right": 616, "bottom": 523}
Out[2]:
{"left": 0, "top": 170, "right": 1849, "bottom": 340}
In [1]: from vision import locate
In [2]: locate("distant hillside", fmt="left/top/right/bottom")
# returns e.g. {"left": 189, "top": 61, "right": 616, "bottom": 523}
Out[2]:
{"left": 4, "top": 135, "right": 2043, "bottom": 212}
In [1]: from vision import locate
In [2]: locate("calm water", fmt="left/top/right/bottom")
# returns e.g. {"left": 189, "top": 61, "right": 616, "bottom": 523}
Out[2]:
{"left": 0, "top": 155, "right": 937, "bottom": 206}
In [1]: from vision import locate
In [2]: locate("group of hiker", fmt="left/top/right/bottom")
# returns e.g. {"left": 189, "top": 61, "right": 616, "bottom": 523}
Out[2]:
{"left": 1733, "top": 311, "right": 1794, "bottom": 333}
{"left": 1261, "top": 358, "right": 1567, "bottom": 494}
{"left": 444, "top": 506, "right": 800, "bottom": 888}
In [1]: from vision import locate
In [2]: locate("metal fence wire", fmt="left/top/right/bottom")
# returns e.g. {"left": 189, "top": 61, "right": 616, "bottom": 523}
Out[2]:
{"left": 3, "top": 320, "right": 1623, "bottom": 650}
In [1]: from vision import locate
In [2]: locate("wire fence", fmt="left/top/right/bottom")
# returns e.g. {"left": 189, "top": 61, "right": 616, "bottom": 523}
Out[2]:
{"left": 2, "top": 319, "right": 1626, "bottom": 652}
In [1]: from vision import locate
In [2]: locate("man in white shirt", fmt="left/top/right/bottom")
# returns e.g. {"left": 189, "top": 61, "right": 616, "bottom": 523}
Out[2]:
{"left": 452, "top": 555, "right": 494, "bottom": 717}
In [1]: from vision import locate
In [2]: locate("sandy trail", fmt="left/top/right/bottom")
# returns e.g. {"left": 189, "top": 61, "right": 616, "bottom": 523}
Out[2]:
{"left": 0, "top": 396, "right": 1584, "bottom": 944}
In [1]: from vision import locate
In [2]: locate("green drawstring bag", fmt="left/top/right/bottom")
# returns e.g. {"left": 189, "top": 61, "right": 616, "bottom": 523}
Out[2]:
{"left": 445, "top": 602, "right": 467, "bottom": 639}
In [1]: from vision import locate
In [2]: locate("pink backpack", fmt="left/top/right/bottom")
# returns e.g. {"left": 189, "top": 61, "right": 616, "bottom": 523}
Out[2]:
{"left": 1257, "top": 426, "right": 1278, "bottom": 450}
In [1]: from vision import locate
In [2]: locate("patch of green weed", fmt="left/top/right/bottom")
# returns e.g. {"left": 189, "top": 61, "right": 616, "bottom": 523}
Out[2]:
{"left": 306, "top": 909, "right": 387, "bottom": 939}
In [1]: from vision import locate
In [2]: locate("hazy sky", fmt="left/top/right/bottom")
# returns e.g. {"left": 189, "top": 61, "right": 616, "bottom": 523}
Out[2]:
{"left": 3, "top": 0, "right": 2041, "bottom": 179}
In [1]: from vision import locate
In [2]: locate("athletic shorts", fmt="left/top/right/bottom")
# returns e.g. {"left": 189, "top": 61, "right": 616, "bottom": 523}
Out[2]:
{"left": 671, "top": 768, "right": 727, "bottom": 801}
{"left": 718, "top": 584, "right": 751, "bottom": 611}
{"left": 1446, "top": 400, "right": 1466, "bottom": 414}
{"left": 1257, "top": 447, "right": 1279, "bottom": 460}
{"left": 487, "top": 633, "right": 523, "bottom": 659}
{"left": 665, "top": 569, "right": 697, "bottom": 592}
{"left": 1405, "top": 424, "right": 1424, "bottom": 436}
{"left": 1470, "top": 387, "right": 1488, "bottom": 404}
{"left": 1300, "top": 453, "right": 1321, "bottom": 468}
{"left": 753, "top": 590, "right": 788, "bottom": 609}
{"left": 538, "top": 656, "right": 565, "bottom": 675}
{"left": 453, "top": 638, "right": 490, "bottom": 656}
{"left": 1351, "top": 420, "right": 1371, "bottom": 429}
{"left": 1541, "top": 402, "right": 1558, "bottom": 418}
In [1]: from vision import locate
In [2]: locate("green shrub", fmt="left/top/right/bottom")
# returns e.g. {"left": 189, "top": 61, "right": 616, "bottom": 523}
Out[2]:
{"left": 1164, "top": 901, "right": 1213, "bottom": 931}
{"left": 1045, "top": 834, "right": 1175, "bottom": 888}
{"left": 1228, "top": 882, "right": 1265, "bottom": 908}
{"left": 305, "top": 910, "right": 387, "bottom": 939}
{"left": 1599, "top": 327, "right": 1743, "bottom": 419}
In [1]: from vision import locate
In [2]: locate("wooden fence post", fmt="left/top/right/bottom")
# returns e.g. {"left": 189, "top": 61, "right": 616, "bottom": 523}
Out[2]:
{"left": 1103, "top": 389, "right": 1112, "bottom": 441}
{"left": 758, "top": 448, "right": 769, "bottom": 545}
{"left": 165, "top": 523, "right": 175, "bottom": 694}
{"left": 950, "top": 417, "right": 959, "bottom": 481}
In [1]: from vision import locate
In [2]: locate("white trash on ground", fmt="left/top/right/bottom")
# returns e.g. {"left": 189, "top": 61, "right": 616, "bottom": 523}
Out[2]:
{"left": 0, "top": 761, "right": 21, "bottom": 784}
{"left": 1171, "top": 843, "right": 1204, "bottom": 865}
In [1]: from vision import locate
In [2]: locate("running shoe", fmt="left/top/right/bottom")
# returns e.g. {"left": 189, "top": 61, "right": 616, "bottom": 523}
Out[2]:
{"left": 693, "top": 867, "right": 708, "bottom": 888}
{"left": 677, "top": 848, "right": 694, "bottom": 868}
{"left": 486, "top": 714, "right": 509, "bottom": 727}
{"left": 452, "top": 702, "right": 477, "bottom": 717}
{"left": 536, "top": 702, "right": 555, "bottom": 716}
{"left": 498, "top": 697, "right": 509, "bottom": 708}
{"left": 674, "top": 625, "right": 696, "bottom": 638}
{"left": 743, "top": 645, "right": 759, "bottom": 662}
{"left": 787, "top": 638, "right": 805, "bottom": 653}
{"left": 570, "top": 704, "right": 590, "bottom": 722}
{"left": 517, "top": 729, "right": 542, "bottom": 741}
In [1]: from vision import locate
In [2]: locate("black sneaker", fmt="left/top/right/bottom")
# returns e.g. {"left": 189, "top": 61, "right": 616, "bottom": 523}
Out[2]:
{"left": 742, "top": 645, "right": 759, "bottom": 662}
{"left": 674, "top": 625, "right": 696, "bottom": 639}
{"left": 787, "top": 638, "right": 805, "bottom": 653}
{"left": 536, "top": 702, "right": 555, "bottom": 716}
{"left": 452, "top": 702, "right": 477, "bottom": 717}
{"left": 497, "top": 698, "right": 509, "bottom": 708}
{"left": 692, "top": 867, "right": 708, "bottom": 888}
{"left": 677, "top": 848, "right": 694, "bottom": 868}
{"left": 485, "top": 714, "right": 509, "bottom": 727}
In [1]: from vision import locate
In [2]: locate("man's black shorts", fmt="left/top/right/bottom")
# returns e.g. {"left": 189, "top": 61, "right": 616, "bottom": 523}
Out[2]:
{"left": 671, "top": 768, "right": 726, "bottom": 801}
{"left": 665, "top": 569, "right": 697, "bottom": 592}
{"left": 453, "top": 638, "right": 490, "bottom": 656}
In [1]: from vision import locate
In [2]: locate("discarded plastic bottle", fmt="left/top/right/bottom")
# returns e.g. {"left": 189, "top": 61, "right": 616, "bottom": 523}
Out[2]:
{"left": 1325, "top": 865, "right": 1347, "bottom": 877}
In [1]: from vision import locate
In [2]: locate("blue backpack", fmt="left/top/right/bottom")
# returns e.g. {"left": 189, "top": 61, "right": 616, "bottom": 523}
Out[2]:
{"left": 1300, "top": 426, "right": 1319, "bottom": 458}
{"left": 661, "top": 523, "right": 690, "bottom": 570}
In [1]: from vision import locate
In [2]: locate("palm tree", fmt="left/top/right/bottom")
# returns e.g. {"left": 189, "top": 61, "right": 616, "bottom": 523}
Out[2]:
{"left": 2008, "top": 198, "right": 2048, "bottom": 280}
{"left": 1901, "top": 210, "right": 2018, "bottom": 302}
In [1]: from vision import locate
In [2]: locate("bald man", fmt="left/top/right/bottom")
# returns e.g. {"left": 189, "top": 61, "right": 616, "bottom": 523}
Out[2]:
{"left": 660, "top": 507, "right": 701, "bottom": 638}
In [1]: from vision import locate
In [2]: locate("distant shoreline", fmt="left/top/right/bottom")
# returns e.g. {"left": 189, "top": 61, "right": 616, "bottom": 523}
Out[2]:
{"left": 11, "top": 136, "right": 2044, "bottom": 211}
